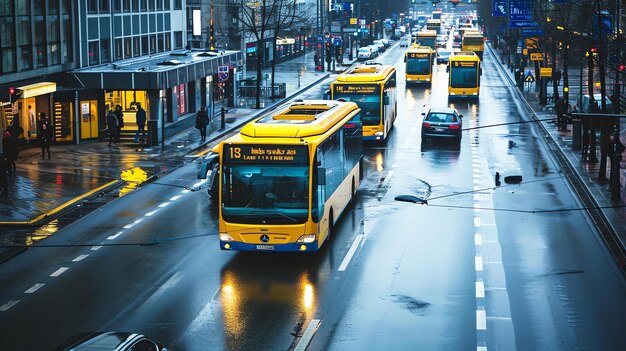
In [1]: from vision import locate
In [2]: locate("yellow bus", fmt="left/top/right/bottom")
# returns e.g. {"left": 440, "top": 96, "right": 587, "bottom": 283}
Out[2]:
{"left": 414, "top": 30, "right": 437, "bottom": 50}
{"left": 331, "top": 62, "right": 398, "bottom": 142}
{"left": 405, "top": 45, "right": 434, "bottom": 85}
{"left": 207, "top": 100, "right": 363, "bottom": 252}
{"left": 426, "top": 19, "right": 441, "bottom": 34}
{"left": 447, "top": 51, "right": 481, "bottom": 98}
{"left": 461, "top": 31, "right": 484, "bottom": 59}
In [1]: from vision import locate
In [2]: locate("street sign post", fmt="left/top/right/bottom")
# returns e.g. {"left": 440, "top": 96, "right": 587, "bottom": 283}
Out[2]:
{"left": 218, "top": 65, "right": 229, "bottom": 82}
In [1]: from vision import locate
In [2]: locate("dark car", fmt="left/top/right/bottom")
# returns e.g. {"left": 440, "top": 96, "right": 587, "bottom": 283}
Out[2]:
{"left": 421, "top": 107, "right": 463, "bottom": 144}
{"left": 55, "top": 332, "right": 168, "bottom": 351}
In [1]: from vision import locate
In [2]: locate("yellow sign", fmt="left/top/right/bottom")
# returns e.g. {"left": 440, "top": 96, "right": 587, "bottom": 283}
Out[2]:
{"left": 540, "top": 68, "right": 553, "bottom": 77}
{"left": 276, "top": 38, "right": 295, "bottom": 45}
{"left": 350, "top": 18, "right": 357, "bottom": 25}
{"left": 224, "top": 144, "right": 308, "bottom": 164}
{"left": 530, "top": 53, "right": 544, "bottom": 61}
{"left": 17, "top": 82, "right": 56, "bottom": 99}
{"left": 526, "top": 38, "right": 538, "bottom": 49}
{"left": 523, "top": 48, "right": 528, "bottom": 56}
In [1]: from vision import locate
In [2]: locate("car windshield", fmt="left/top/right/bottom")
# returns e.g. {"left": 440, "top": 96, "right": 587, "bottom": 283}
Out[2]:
{"left": 358, "top": 48, "right": 370, "bottom": 53}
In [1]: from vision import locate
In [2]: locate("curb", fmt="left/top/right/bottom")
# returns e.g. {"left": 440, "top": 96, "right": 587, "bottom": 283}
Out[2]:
{"left": 487, "top": 43, "right": 626, "bottom": 274}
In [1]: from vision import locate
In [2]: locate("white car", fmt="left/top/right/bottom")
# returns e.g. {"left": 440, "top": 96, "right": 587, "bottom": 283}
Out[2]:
{"left": 357, "top": 47, "right": 373, "bottom": 60}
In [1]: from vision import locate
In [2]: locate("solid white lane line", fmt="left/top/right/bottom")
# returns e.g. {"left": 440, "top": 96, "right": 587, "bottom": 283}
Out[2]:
{"left": 158, "top": 202, "right": 171, "bottom": 208}
{"left": 90, "top": 246, "right": 102, "bottom": 251}
{"left": 50, "top": 267, "right": 69, "bottom": 277}
{"left": 475, "top": 256, "right": 484, "bottom": 271}
{"left": 192, "top": 179, "right": 207, "bottom": 188}
{"left": 181, "top": 189, "right": 190, "bottom": 194}
{"left": 475, "top": 281, "right": 485, "bottom": 298}
{"left": 145, "top": 210, "right": 159, "bottom": 217}
{"left": 477, "top": 347, "right": 488, "bottom": 351}
{"left": 294, "top": 319, "right": 321, "bottom": 351}
{"left": 169, "top": 195, "right": 182, "bottom": 201}
{"left": 123, "top": 218, "right": 143, "bottom": 229}
{"left": 0, "top": 300, "right": 19, "bottom": 311}
{"left": 72, "top": 254, "right": 89, "bottom": 262}
{"left": 338, "top": 234, "right": 364, "bottom": 272}
{"left": 476, "top": 309, "right": 487, "bottom": 330}
{"left": 107, "top": 231, "right": 123, "bottom": 240}
{"left": 24, "top": 283, "right": 45, "bottom": 294}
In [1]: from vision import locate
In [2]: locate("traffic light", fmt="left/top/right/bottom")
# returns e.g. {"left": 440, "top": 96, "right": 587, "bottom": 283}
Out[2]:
{"left": 590, "top": 47, "right": 598, "bottom": 54}
{"left": 9, "top": 87, "right": 14, "bottom": 95}
{"left": 209, "top": 19, "right": 214, "bottom": 49}
{"left": 619, "top": 64, "right": 625, "bottom": 72}
{"left": 325, "top": 41, "right": 332, "bottom": 62}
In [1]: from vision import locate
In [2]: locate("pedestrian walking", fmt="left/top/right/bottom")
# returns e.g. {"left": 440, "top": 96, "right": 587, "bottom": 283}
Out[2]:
{"left": 107, "top": 109, "right": 118, "bottom": 147}
{"left": 195, "top": 107, "right": 210, "bottom": 142}
{"left": 2, "top": 131, "right": 17, "bottom": 174}
{"left": 555, "top": 96, "right": 567, "bottom": 131}
{"left": 7, "top": 120, "right": 23, "bottom": 141}
{"left": 38, "top": 113, "right": 53, "bottom": 159}
{"left": 114, "top": 104, "right": 124, "bottom": 142}
{"left": 0, "top": 154, "right": 8, "bottom": 198}
{"left": 134, "top": 102, "right": 147, "bottom": 143}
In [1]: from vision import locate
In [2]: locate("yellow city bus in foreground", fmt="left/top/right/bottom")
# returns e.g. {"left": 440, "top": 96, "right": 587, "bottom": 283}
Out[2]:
{"left": 405, "top": 45, "right": 434, "bottom": 85}
{"left": 331, "top": 62, "right": 397, "bottom": 142}
{"left": 414, "top": 30, "right": 437, "bottom": 50}
{"left": 447, "top": 51, "right": 481, "bottom": 98}
{"left": 461, "top": 31, "right": 485, "bottom": 59}
{"left": 211, "top": 100, "right": 363, "bottom": 252}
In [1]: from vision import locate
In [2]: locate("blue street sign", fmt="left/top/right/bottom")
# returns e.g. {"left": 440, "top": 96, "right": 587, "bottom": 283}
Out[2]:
{"left": 492, "top": 0, "right": 507, "bottom": 17}
{"left": 332, "top": 38, "right": 342, "bottom": 46}
{"left": 317, "top": 34, "right": 323, "bottom": 43}
{"left": 521, "top": 29, "right": 545, "bottom": 37}
{"left": 509, "top": 20, "right": 539, "bottom": 28}
{"left": 509, "top": 0, "right": 534, "bottom": 21}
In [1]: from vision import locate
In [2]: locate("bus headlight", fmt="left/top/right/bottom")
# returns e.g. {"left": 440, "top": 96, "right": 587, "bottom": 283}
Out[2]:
{"left": 220, "top": 233, "right": 234, "bottom": 241}
{"left": 297, "top": 234, "right": 316, "bottom": 243}
{"left": 407, "top": 78, "right": 412, "bottom": 81}
{"left": 425, "top": 78, "right": 430, "bottom": 81}
{"left": 450, "top": 92, "right": 456, "bottom": 95}
{"left": 472, "top": 92, "right": 478, "bottom": 95}
{"left": 375, "top": 131, "right": 384, "bottom": 136}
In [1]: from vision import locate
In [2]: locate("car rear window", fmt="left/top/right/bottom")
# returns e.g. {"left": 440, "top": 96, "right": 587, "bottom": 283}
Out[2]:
{"left": 426, "top": 113, "right": 457, "bottom": 123}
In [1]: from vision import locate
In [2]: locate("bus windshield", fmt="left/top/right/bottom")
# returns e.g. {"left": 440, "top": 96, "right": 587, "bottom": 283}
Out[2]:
{"left": 331, "top": 93, "right": 381, "bottom": 125}
{"left": 417, "top": 37, "right": 435, "bottom": 48}
{"left": 407, "top": 57, "right": 431, "bottom": 75}
{"left": 450, "top": 66, "right": 478, "bottom": 88}
{"left": 222, "top": 165, "right": 310, "bottom": 224}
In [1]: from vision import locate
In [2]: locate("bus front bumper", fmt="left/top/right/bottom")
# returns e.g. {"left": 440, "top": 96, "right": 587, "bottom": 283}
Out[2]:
{"left": 220, "top": 240, "right": 320, "bottom": 252}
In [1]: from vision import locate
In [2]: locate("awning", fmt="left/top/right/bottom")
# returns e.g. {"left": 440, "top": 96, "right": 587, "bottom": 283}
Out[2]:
{"left": 17, "top": 82, "right": 57, "bottom": 99}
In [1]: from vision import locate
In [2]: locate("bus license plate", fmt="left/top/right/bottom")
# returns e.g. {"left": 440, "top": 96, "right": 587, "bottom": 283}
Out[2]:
{"left": 435, "top": 128, "right": 444, "bottom": 132}
{"left": 256, "top": 245, "right": 274, "bottom": 250}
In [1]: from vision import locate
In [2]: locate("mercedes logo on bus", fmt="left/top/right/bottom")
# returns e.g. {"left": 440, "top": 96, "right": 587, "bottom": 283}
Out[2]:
{"left": 260, "top": 234, "right": 270, "bottom": 243}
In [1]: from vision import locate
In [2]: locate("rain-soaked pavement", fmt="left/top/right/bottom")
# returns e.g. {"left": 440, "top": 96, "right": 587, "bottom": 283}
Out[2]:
{"left": 0, "top": 38, "right": 625, "bottom": 351}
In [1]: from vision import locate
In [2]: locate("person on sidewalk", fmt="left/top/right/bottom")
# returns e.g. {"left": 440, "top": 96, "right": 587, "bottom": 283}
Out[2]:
{"left": 195, "top": 107, "right": 210, "bottom": 142}
{"left": 2, "top": 131, "right": 17, "bottom": 174}
{"left": 114, "top": 104, "right": 124, "bottom": 142}
{"left": 107, "top": 109, "right": 118, "bottom": 147}
{"left": 555, "top": 96, "right": 568, "bottom": 131}
{"left": 0, "top": 154, "right": 8, "bottom": 197}
{"left": 134, "top": 102, "right": 147, "bottom": 143}
{"left": 38, "top": 113, "right": 53, "bottom": 159}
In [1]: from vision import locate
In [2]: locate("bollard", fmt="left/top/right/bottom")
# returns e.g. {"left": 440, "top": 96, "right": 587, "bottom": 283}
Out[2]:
{"left": 572, "top": 117, "right": 581, "bottom": 149}
{"left": 220, "top": 107, "right": 226, "bottom": 131}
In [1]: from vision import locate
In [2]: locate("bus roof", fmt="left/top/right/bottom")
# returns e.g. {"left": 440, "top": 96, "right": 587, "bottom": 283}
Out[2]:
{"left": 450, "top": 51, "right": 480, "bottom": 61}
{"left": 417, "top": 30, "right": 437, "bottom": 37}
{"left": 427, "top": 19, "right": 441, "bottom": 23}
{"left": 463, "top": 31, "right": 483, "bottom": 38}
{"left": 238, "top": 100, "right": 360, "bottom": 139}
{"left": 335, "top": 62, "right": 396, "bottom": 83}
{"left": 407, "top": 45, "right": 433, "bottom": 54}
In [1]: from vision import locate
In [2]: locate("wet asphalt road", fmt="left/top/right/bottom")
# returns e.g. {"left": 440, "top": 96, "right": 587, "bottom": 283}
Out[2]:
{"left": 1, "top": 42, "right": 626, "bottom": 351}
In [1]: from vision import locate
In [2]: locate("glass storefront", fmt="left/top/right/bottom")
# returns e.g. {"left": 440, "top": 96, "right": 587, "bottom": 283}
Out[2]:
{"left": 104, "top": 90, "right": 149, "bottom": 132}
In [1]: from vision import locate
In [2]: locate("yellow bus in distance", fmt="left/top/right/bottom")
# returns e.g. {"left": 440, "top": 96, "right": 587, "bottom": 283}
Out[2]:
{"left": 414, "top": 30, "right": 437, "bottom": 49}
{"left": 211, "top": 100, "right": 363, "bottom": 252}
{"left": 427, "top": 19, "right": 441, "bottom": 34}
{"left": 447, "top": 51, "right": 481, "bottom": 98}
{"left": 331, "top": 62, "right": 398, "bottom": 142}
{"left": 405, "top": 45, "right": 434, "bottom": 85}
{"left": 461, "top": 31, "right": 484, "bottom": 59}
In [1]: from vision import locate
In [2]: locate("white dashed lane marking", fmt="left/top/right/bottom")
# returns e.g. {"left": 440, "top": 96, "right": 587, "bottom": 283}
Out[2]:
{"left": 50, "top": 267, "right": 69, "bottom": 277}
{"left": 24, "top": 283, "right": 45, "bottom": 294}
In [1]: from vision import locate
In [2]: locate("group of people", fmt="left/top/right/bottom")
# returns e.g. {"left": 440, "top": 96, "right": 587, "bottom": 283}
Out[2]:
{"left": 106, "top": 103, "right": 147, "bottom": 146}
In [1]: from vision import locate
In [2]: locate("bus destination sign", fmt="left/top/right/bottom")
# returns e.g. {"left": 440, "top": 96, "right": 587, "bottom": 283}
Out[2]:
{"left": 409, "top": 53, "right": 429, "bottom": 59}
{"left": 224, "top": 144, "right": 309, "bottom": 164}
{"left": 333, "top": 84, "right": 380, "bottom": 95}
{"left": 453, "top": 61, "right": 478, "bottom": 68}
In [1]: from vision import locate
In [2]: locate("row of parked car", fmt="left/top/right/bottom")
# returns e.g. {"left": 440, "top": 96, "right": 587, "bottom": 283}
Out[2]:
{"left": 357, "top": 39, "right": 391, "bottom": 61}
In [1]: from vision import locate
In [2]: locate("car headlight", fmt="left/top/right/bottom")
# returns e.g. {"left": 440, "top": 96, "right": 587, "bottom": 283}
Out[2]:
{"left": 220, "top": 233, "right": 234, "bottom": 241}
{"left": 297, "top": 234, "right": 316, "bottom": 243}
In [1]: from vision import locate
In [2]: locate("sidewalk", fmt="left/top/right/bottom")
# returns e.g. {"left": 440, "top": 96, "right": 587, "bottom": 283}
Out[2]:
{"left": 0, "top": 51, "right": 335, "bottom": 228}
{"left": 488, "top": 43, "right": 626, "bottom": 270}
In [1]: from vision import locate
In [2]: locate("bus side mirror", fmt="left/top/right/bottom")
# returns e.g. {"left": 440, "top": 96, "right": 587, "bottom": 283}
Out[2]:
{"left": 198, "top": 163, "right": 209, "bottom": 179}
{"left": 317, "top": 167, "right": 326, "bottom": 185}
